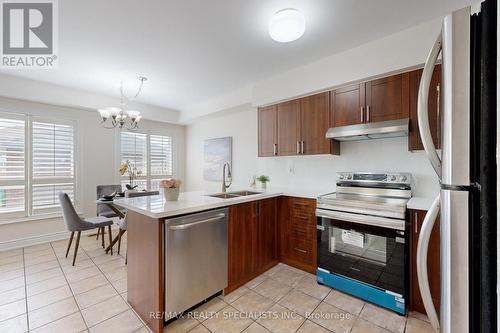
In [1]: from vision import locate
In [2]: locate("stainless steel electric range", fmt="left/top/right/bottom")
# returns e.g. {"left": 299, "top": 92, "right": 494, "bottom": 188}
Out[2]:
{"left": 316, "top": 172, "right": 412, "bottom": 315}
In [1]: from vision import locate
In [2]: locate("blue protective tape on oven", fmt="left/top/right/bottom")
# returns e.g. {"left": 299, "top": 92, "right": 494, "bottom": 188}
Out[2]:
{"left": 316, "top": 269, "right": 406, "bottom": 315}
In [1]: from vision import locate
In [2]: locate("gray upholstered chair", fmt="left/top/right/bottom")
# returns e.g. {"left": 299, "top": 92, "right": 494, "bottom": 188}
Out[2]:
{"left": 96, "top": 185, "right": 125, "bottom": 247}
{"left": 115, "top": 190, "right": 159, "bottom": 263}
{"left": 59, "top": 192, "right": 114, "bottom": 266}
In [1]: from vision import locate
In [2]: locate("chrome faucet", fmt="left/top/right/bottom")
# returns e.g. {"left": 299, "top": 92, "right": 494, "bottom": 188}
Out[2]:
{"left": 222, "top": 162, "right": 232, "bottom": 192}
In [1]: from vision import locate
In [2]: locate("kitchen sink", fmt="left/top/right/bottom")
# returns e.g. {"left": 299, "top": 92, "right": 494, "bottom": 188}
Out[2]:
{"left": 227, "top": 191, "right": 261, "bottom": 196}
{"left": 207, "top": 193, "right": 241, "bottom": 199}
{"left": 207, "top": 190, "right": 262, "bottom": 199}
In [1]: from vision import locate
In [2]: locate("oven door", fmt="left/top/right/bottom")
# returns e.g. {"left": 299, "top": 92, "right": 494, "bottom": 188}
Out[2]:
{"left": 317, "top": 215, "right": 407, "bottom": 296}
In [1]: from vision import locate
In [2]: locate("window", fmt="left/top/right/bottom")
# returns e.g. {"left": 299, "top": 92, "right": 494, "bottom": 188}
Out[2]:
{"left": 0, "top": 117, "right": 25, "bottom": 216}
{"left": 32, "top": 122, "right": 75, "bottom": 214}
{"left": 120, "top": 132, "right": 173, "bottom": 190}
{"left": 0, "top": 114, "right": 76, "bottom": 219}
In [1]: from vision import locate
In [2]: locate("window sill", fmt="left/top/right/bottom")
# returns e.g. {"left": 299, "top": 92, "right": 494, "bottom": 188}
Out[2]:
{"left": 0, "top": 212, "right": 83, "bottom": 226}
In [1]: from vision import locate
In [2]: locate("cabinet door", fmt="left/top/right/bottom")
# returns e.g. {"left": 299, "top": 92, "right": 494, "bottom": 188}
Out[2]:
{"left": 331, "top": 83, "right": 365, "bottom": 127}
{"left": 366, "top": 73, "right": 409, "bottom": 122}
{"left": 277, "top": 100, "right": 301, "bottom": 156}
{"left": 258, "top": 105, "right": 278, "bottom": 157}
{"left": 257, "top": 198, "right": 278, "bottom": 269}
{"left": 410, "top": 209, "right": 441, "bottom": 315}
{"left": 227, "top": 201, "right": 258, "bottom": 288}
{"left": 408, "top": 65, "right": 441, "bottom": 151}
{"left": 300, "top": 92, "right": 331, "bottom": 155}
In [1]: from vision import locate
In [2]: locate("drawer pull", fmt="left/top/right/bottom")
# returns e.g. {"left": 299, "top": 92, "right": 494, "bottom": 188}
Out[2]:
{"left": 294, "top": 248, "right": 307, "bottom": 254}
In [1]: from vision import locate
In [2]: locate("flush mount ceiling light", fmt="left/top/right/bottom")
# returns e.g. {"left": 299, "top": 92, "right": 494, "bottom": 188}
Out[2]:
{"left": 97, "top": 76, "right": 147, "bottom": 130}
{"left": 269, "top": 8, "right": 306, "bottom": 43}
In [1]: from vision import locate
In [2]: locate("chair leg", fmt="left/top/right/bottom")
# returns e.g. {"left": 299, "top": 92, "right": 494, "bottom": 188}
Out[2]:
{"left": 117, "top": 230, "right": 122, "bottom": 255}
{"left": 72, "top": 231, "right": 81, "bottom": 266}
{"left": 96, "top": 227, "right": 100, "bottom": 240}
{"left": 65, "top": 232, "right": 74, "bottom": 258}
{"left": 108, "top": 225, "right": 113, "bottom": 255}
{"left": 101, "top": 227, "right": 105, "bottom": 248}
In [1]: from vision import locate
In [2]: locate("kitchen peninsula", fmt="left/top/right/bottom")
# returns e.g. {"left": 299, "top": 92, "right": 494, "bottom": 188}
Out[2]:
{"left": 115, "top": 190, "right": 313, "bottom": 333}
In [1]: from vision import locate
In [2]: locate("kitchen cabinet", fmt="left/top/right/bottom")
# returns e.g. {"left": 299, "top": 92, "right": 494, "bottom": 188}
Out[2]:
{"left": 366, "top": 73, "right": 409, "bottom": 122}
{"left": 277, "top": 100, "right": 301, "bottom": 156}
{"left": 330, "top": 73, "right": 410, "bottom": 126}
{"left": 258, "top": 105, "right": 278, "bottom": 156}
{"left": 299, "top": 92, "right": 332, "bottom": 155}
{"left": 408, "top": 65, "right": 441, "bottom": 151}
{"left": 409, "top": 209, "right": 441, "bottom": 315}
{"left": 278, "top": 196, "right": 317, "bottom": 274}
{"left": 258, "top": 93, "right": 339, "bottom": 157}
{"left": 226, "top": 198, "right": 278, "bottom": 293}
{"left": 331, "top": 83, "right": 365, "bottom": 127}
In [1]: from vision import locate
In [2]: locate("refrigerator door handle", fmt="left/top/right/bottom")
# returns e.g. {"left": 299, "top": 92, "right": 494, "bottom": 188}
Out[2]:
{"left": 418, "top": 33, "right": 442, "bottom": 179}
{"left": 416, "top": 194, "right": 441, "bottom": 333}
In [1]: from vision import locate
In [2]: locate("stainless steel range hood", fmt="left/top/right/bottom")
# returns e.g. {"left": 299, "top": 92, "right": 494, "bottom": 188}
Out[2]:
{"left": 325, "top": 118, "right": 409, "bottom": 141}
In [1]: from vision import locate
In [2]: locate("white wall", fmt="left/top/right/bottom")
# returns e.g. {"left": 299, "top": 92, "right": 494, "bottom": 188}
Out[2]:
{"left": 0, "top": 96, "right": 185, "bottom": 249}
{"left": 185, "top": 105, "right": 258, "bottom": 192}
{"left": 185, "top": 107, "right": 439, "bottom": 198}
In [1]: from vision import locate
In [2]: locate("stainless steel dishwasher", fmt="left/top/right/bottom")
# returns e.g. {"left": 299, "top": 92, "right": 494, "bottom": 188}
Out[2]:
{"left": 165, "top": 208, "right": 228, "bottom": 316}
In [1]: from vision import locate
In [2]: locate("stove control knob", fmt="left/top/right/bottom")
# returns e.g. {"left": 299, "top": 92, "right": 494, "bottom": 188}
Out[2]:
{"left": 390, "top": 175, "right": 396, "bottom": 181}
{"left": 401, "top": 175, "right": 408, "bottom": 182}
{"left": 347, "top": 174, "right": 352, "bottom": 180}
{"left": 339, "top": 175, "right": 344, "bottom": 180}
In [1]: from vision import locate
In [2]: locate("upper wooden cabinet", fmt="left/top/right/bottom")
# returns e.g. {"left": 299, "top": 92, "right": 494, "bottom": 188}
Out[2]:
{"left": 408, "top": 65, "right": 441, "bottom": 151}
{"left": 331, "top": 73, "right": 409, "bottom": 127}
{"left": 366, "top": 73, "right": 409, "bottom": 122}
{"left": 331, "top": 83, "right": 365, "bottom": 127}
{"left": 277, "top": 100, "right": 301, "bottom": 156}
{"left": 258, "top": 92, "right": 338, "bottom": 157}
{"left": 299, "top": 92, "right": 331, "bottom": 155}
{"left": 258, "top": 105, "right": 278, "bottom": 157}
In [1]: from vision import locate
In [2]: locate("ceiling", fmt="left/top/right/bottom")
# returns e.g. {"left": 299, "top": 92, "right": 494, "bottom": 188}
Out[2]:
{"left": 0, "top": 0, "right": 471, "bottom": 117}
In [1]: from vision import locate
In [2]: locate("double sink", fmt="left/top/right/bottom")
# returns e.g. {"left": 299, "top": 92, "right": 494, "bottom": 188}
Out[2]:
{"left": 207, "top": 190, "right": 261, "bottom": 199}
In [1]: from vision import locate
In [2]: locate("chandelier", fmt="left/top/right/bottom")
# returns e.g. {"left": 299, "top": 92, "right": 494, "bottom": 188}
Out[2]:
{"left": 97, "top": 76, "right": 147, "bottom": 130}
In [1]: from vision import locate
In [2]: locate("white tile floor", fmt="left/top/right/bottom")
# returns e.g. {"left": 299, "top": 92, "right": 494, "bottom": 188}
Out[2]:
{"left": 0, "top": 233, "right": 433, "bottom": 333}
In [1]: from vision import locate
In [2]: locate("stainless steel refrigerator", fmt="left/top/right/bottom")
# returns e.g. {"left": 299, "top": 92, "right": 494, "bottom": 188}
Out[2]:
{"left": 416, "top": 1, "right": 496, "bottom": 333}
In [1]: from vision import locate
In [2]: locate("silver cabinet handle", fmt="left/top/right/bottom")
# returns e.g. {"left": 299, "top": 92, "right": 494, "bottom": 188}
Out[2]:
{"left": 418, "top": 33, "right": 442, "bottom": 178}
{"left": 366, "top": 105, "right": 371, "bottom": 122}
{"left": 360, "top": 106, "right": 364, "bottom": 122}
{"left": 414, "top": 212, "right": 418, "bottom": 233}
{"left": 436, "top": 83, "right": 440, "bottom": 145}
{"left": 169, "top": 214, "right": 225, "bottom": 230}
{"left": 294, "top": 248, "right": 307, "bottom": 254}
{"left": 301, "top": 141, "right": 304, "bottom": 154}
{"left": 273, "top": 143, "right": 277, "bottom": 156}
{"left": 416, "top": 194, "right": 440, "bottom": 332}
{"left": 296, "top": 141, "right": 300, "bottom": 154}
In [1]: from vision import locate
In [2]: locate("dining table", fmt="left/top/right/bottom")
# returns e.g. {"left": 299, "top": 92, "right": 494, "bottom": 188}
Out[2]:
{"left": 95, "top": 198, "right": 126, "bottom": 253}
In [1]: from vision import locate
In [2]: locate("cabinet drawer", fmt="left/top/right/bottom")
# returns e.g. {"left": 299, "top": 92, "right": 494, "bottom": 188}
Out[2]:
{"left": 289, "top": 236, "right": 314, "bottom": 266}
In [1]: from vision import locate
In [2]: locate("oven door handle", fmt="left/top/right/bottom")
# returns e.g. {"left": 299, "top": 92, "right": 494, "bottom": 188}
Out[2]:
{"left": 416, "top": 194, "right": 440, "bottom": 333}
{"left": 315, "top": 209, "right": 405, "bottom": 231}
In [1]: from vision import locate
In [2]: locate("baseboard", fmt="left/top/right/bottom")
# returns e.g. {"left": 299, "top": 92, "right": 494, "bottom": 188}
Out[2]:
{"left": 0, "top": 226, "right": 121, "bottom": 252}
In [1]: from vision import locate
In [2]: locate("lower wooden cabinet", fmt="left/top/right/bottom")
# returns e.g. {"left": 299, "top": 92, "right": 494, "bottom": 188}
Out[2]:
{"left": 278, "top": 196, "right": 317, "bottom": 274}
{"left": 226, "top": 198, "right": 278, "bottom": 293}
{"left": 409, "top": 209, "right": 441, "bottom": 315}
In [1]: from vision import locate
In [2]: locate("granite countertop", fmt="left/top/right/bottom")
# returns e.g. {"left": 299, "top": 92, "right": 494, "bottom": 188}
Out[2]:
{"left": 113, "top": 187, "right": 321, "bottom": 219}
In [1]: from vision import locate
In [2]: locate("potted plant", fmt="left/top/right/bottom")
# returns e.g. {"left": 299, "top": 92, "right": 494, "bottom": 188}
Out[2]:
{"left": 159, "top": 178, "right": 182, "bottom": 201}
{"left": 256, "top": 175, "right": 270, "bottom": 189}
{"left": 119, "top": 160, "right": 142, "bottom": 191}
